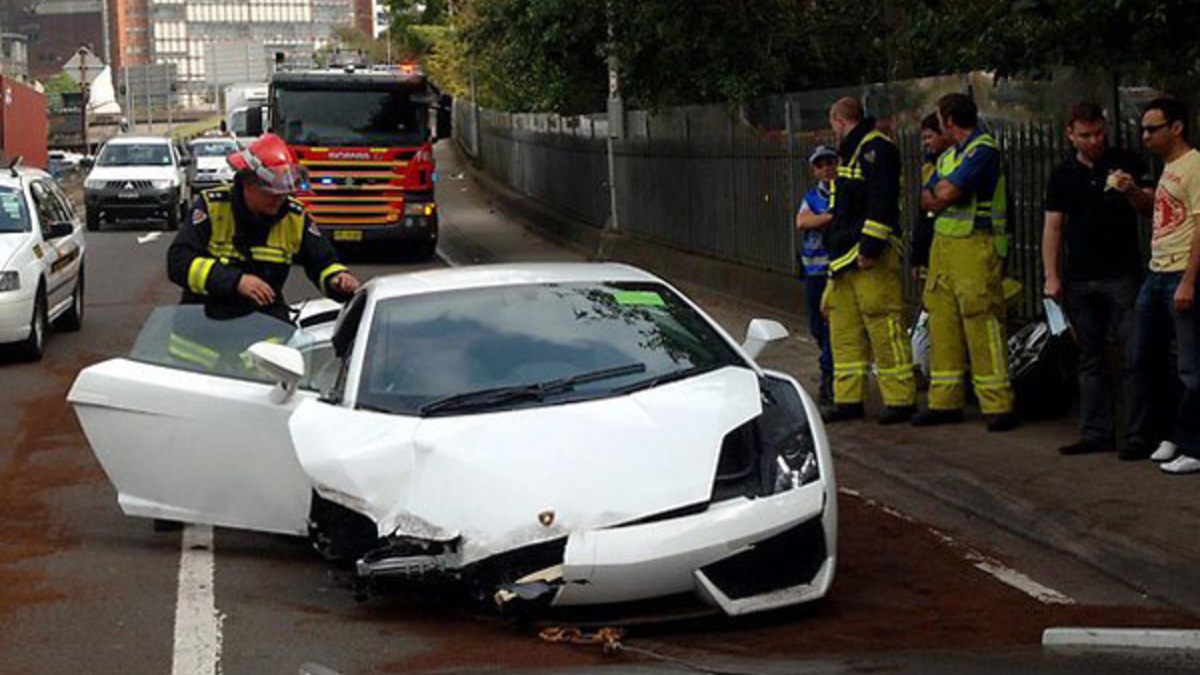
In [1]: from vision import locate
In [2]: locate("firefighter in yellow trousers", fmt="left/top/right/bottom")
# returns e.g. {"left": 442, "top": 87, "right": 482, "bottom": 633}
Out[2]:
{"left": 821, "top": 97, "right": 916, "bottom": 425}
{"left": 916, "top": 93, "right": 1018, "bottom": 432}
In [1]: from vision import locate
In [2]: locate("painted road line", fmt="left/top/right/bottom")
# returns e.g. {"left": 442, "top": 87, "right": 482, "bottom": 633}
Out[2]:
{"left": 137, "top": 232, "right": 163, "bottom": 245}
{"left": 1044, "top": 627, "right": 1200, "bottom": 649}
{"left": 849, "top": 488, "right": 1075, "bottom": 605}
{"left": 172, "top": 524, "right": 223, "bottom": 675}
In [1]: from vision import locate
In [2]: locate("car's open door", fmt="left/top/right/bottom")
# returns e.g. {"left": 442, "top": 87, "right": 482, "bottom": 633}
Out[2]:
{"left": 68, "top": 306, "right": 339, "bottom": 535}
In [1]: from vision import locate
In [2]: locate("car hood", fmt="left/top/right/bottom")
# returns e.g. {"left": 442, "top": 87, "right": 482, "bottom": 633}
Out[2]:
{"left": 87, "top": 166, "right": 179, "bottom": 182}
{"left": 0, "top": 232, "right": 30, "bottom": 269}
{"left": 291, "top": 366, "right": 762, "bottom": 564}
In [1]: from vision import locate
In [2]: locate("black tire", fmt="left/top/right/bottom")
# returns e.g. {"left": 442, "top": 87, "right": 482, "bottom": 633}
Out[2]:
{"left": 17, "top": 287, "right": 47, "bottom": 362}
{"left": 56, "top": 263, "right": 84, "bottom": 332}
{"left": 165, "top": 201, "right": 180, "bottom": 231}
{"left": 414, "top": 238, "right": 438, "bottom": 261}
{"left": 85, "top": 207, "right": 100, "bottom": 232}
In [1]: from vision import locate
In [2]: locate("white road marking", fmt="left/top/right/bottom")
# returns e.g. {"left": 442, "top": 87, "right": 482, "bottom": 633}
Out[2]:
{"left": 137, "top": 232, "right": 163, "bottom": 245}
{"left": 172, "top": 524, "right": 223, "bottom": 675}
{"left": 850, "top": 490, "right": 1075, "bottom": 605}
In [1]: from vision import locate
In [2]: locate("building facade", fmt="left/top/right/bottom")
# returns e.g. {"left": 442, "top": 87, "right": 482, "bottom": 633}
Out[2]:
{"left": 2, "top": 0, "right": 107, "bottom": 82}
{"left": 108, "top": 0, "right": 356, "bottom": 108}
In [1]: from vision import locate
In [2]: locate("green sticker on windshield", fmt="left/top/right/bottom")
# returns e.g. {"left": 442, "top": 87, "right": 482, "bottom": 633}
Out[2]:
{"left": 612, "top": 290, "right": 665, "bottom": 307}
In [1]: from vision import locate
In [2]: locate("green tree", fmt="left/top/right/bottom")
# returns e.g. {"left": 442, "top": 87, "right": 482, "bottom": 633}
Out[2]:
{"left": 44, "top": 72, "right": 81, "bottom": 94}
{"left": 448, "top": 0, "right": 1200, "bottom": 114}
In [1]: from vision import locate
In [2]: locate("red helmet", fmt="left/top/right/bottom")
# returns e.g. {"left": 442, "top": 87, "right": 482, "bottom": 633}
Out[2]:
{"left": 228, "top": 133, "right": 306, "bottom": 195}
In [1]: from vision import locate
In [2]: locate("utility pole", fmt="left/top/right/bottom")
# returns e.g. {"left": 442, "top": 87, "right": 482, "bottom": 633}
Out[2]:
{"left": 124, "top": 65, "right": 133, "bottom": 132}
{"left": 80, "top": 55, "right": 90, "bottom": 154}
{"left": 603, "top": 0, "right": 623, "bottom": 238}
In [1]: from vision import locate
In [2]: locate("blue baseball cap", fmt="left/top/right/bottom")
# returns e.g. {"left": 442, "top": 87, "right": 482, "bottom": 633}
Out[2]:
{"left": 809, "top": 145, "right": 838, "bottom": 164}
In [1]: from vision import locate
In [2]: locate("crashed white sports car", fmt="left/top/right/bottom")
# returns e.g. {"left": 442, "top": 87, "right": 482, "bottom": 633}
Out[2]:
{"left": 69, "top": 263, "right": 836, "bottom": 616}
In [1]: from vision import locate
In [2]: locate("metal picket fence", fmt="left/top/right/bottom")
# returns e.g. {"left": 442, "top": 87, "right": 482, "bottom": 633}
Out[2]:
{"left": 457, "top": 71, "right": 1181, "bottom": 323}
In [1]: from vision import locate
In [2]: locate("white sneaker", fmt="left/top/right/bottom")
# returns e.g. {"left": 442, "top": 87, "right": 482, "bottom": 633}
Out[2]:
{"left": 1160, "top": 455, "right": 1200, "bottom": 475}
{"left": 1151, "top": 440, "right": 1179, "bottom": 463}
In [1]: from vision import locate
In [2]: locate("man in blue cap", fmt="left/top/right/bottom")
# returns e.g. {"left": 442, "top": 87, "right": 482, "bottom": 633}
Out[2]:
{"left": 795, "top": 145, "right": 838, "bottom": 405}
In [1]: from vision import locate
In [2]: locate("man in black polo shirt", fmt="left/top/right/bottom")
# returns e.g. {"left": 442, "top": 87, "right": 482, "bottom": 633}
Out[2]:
{"left": 1043, "top": 101, "right": 1154, "bottom": 456}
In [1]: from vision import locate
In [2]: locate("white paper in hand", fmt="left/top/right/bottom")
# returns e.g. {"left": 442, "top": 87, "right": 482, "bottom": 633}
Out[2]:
{"left": 1043, "top": 298, "right": 1069, "bottom": 336}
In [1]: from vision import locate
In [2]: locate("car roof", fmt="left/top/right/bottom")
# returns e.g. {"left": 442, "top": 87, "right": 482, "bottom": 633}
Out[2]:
{"left": 366, "top": 263, "right": 663, "bottom": 301}
{"left": 104, "top": 136, "right": 172, "bottom": 146}
{"left": 0, "top": 165, "right": 50, "bottom": 188}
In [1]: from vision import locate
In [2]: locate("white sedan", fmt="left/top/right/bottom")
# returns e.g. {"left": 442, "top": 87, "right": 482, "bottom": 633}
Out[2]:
{"left": 0, "top": 165, "right": 86, "bottom": 361}
{"left": 69, "top": 263, "right": 836, "bottom": 616}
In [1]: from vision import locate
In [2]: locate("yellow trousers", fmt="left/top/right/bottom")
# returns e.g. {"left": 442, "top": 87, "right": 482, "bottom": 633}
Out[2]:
{"left": 823, "top": 246, "right": 915, "bottom": 407}
{"left": 923, "top": 232, "right": 1014, "bottom": 414}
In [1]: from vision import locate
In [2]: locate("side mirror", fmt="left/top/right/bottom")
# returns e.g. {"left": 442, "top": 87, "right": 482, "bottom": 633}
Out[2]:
{"left": 45, "top": 221, "right": 74, "bottom": 239}
{"left": 179, "top": 156, "right": 194, "bottom": 167}
{"left": 248, "top": 341, "right": 305, "bottom": 404}
{"left": 741, "top": 318, "right": 789, "bottom": 360}
{"left": 79, "top": 156, "right": 94, "bottom": 169}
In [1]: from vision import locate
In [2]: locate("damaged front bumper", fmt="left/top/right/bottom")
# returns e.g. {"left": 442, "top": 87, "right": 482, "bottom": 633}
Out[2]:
{"left": 353, "top": 481, "right": 833, "bottom": 616}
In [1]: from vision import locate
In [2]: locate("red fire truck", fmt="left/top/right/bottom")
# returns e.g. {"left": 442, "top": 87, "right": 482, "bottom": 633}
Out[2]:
{"left": 267, "top": 60, "right": 448, "bottom": 258}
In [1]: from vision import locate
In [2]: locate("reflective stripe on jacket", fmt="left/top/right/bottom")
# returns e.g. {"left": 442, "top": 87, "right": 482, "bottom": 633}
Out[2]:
{"left": 800, "top": 184, "right": 831, "bottom": 276}
{"left": 825, "top": 119, "right": 902, "bottom": 276}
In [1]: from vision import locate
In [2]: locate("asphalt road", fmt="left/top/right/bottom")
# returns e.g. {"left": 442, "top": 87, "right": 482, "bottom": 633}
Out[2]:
{"left": 0, "top": 180, "right": 1197, "bottom": 674}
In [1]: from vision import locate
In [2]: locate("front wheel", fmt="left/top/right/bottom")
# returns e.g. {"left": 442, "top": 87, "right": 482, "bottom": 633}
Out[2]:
{"left": 56, "top": 264, "right": 84, "bottom": 332}
{"left": 17, "top": 287, "right": 47, "bottom": 362}
{"left": 85, "top": 207, "right": 100, "bottom": 232}
{"left": 165, "top": 202, "right": 180, "bottom": 231}
{"left": 413, "top": 238, "right": 438, "bottom": 261}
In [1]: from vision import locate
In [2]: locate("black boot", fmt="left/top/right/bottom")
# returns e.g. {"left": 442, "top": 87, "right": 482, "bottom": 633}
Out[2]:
{"left": 878, "top": 405, "right": 916, "bottom": 425}
{"left": 910, "top": 408, "right": 964, "bottom": 427}
{"left": 818, "top": 371, "right": 834, "bottom": 407}
{"left": 821, "top": 402, "right": 865, "bottom": 423}
{"left": 985, "top": 412, "right": 1019, "bottom": 433}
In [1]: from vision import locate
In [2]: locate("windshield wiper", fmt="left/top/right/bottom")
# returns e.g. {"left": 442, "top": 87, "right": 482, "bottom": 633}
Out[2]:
{"left": 418, "top": 362, "right": 646, "bottom": 416}
{"left": 612, "top": 363, "right": 726, "bottom": 395}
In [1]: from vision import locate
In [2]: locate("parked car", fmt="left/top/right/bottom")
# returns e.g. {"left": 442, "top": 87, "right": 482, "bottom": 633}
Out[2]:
{"left": 186, "top": 136, "right": 240, "bottom": 193}
{"left": 82, "top": 136, "right": 192, "bottom": 231}
{"left": 47, "top": 150, "right": 84, "bottom": 179}
{"left": 68, "top": 263, "right": 836, "bottom": 615}
{"left": 0, "top": 164, "right": 86, "bottom": 361}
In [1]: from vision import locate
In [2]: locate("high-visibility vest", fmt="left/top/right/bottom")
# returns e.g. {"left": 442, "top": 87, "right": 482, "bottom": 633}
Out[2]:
{"left": 799, "top": 184, "right": 831, "bottom": 276}
{"left": 202, "top": 187, "right": 305, "bottom": 266}
{"left": 933, "top": 132, "right": 1007, "bottom": 241}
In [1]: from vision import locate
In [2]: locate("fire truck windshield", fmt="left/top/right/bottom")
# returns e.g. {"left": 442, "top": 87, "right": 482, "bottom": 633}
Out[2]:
{"left": 274, "top": 87, "right": 429, "bottom": 147}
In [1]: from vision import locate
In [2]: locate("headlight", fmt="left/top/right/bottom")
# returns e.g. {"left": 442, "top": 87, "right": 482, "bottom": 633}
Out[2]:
{"left": 0, "top": 271, "right": 20, "bottom": 292}
{"left": 151, "top": 179, "right": 178, "bottom": 190}
{"left": 712, "top": 377, "right": 820, "bottom": 501}
{"left": 84, "top": 178, "right": 105, "bottom": 190}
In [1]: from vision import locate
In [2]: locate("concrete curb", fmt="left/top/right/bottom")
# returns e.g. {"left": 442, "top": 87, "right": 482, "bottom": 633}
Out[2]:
{"left": 1043, "top": 627, "right": 1200, "bottom": 650}
{"left": 831, "top": 430, "right": 1200, "bottom": 616}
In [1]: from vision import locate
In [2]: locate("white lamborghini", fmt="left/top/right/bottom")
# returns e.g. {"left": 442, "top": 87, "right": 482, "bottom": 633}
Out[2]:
{"left": 68, "top": 263, "right": 837, "bottom": 616}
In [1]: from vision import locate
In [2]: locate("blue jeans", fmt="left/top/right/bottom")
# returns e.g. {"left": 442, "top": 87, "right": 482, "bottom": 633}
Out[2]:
{"left": 1065, "top": 276, "right": 1137, "bottom": 444}
{"left": 805, "top": 274, "right": 832, "bottom": 375}
{"left": 1130, "top": 272, "right": 1200, "bottom": 457}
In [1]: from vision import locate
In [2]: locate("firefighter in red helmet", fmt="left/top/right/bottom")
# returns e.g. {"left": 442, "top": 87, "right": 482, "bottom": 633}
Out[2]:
{"left": 167, "top": 133, "right": 361, "bottom": 322}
